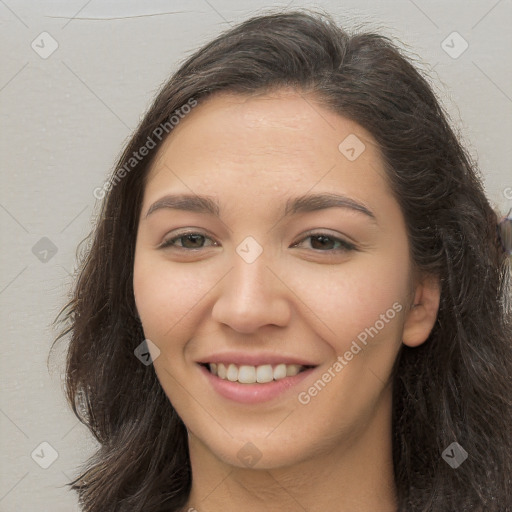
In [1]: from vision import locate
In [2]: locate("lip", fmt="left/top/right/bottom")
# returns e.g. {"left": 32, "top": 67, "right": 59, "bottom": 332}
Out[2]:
{"left": 196, "top": 351, "right": 318, "bottom": 367}
{"left": 198, "top": 363, "right": 317, "bottom": 404}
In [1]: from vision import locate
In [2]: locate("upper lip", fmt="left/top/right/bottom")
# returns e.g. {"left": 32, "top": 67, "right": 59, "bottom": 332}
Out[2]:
{"left": 196, "top": 352, "right": 318, "bottom": 367}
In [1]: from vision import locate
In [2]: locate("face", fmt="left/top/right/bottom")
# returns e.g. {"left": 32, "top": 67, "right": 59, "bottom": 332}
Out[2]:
{"left": 133, "top": 90, "right": 418, "bottom": 469}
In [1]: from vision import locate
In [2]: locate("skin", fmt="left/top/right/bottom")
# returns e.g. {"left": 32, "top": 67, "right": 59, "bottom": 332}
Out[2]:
{"left": 133, "top": 89, "right": 440, "bottom": 512}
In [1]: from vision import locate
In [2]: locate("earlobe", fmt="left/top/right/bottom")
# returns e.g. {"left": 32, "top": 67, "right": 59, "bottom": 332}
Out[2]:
{"left": 402, "top": 273, "right": 441, "bottom": 347}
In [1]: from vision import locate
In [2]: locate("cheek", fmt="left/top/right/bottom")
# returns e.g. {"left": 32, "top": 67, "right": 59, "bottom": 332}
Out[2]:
{"left": 133, "top": 256, "right": 218, "bottom": 343}
{"left": 283, "top": 244, "right": 411, "bottom": 354}
{"left": 286, "top": 250, "right": 410, "bottom": 427}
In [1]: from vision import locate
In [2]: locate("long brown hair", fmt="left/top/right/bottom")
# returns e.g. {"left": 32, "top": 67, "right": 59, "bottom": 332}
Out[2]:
{"left": 52, "top": 8, "right": 512, "bottom": 511}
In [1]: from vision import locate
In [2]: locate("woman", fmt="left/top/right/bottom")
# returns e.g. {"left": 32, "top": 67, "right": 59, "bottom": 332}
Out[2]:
{"left": 54, "top": 9, "right": 512, "bottom": 512}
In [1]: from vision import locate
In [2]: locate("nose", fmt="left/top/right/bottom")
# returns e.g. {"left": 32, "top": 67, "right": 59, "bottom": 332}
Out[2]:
{"left": 211, "top": 253, "right": 292, "bottom": 333}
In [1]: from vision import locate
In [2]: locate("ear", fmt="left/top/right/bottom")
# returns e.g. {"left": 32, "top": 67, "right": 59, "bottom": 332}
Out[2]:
{"left": 402, "top": 273, "right": 441, "bottom": 347}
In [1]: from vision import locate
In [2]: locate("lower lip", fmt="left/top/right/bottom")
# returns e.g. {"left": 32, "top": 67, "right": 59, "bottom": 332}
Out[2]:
{"left": 198, "top": 364, "right": 316, "bottom": 404}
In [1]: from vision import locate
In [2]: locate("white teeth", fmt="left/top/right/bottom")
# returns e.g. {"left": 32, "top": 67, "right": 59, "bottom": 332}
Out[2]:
{"left": 256, "top": 364, "right": 273, "bottom": 383}
{"left": 207, "top": 362, "right": 307, "bottom": 383}
{"left": 238, "top": 365, "right": 256, "bottom": 383}
{"left": 217, "top": 363, "right": 227, "bottom": 379}
{"left": 286, "top": 364, "right": 301, "bottom": 377}
{"left": 273, "top": 363, "right": 287, "bottom": 380}
{"left": 226, "top": 364, "right": 238, "bottom": 381}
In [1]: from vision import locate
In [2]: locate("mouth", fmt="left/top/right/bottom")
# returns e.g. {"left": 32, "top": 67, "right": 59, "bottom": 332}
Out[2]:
{"left": 200, "top": 362, "right": 315, "bottom": 384}
{"left": 197, "top": 359, "right": 318, "bottom": 404}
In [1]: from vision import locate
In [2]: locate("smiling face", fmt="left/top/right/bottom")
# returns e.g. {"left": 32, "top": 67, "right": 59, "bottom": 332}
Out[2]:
{"left": 133, "top": 89, "right": 434, "bottom": 471}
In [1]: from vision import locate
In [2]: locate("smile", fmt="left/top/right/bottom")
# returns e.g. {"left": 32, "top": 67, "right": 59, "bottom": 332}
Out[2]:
{"left": 197, "top": 359, "right": 318, "bottom": 404}
{"left": 204, "top": 362, "right": 312, "bottom": 384}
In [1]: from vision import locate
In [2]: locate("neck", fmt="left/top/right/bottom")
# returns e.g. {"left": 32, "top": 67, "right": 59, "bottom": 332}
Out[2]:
{"left": 183, "top": 389, "right": 397, "bottom": 512}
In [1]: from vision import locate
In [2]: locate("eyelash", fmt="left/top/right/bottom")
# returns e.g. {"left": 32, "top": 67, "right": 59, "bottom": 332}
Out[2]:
{"left": 159, "top": 230, "right": 356, "bottom": 253}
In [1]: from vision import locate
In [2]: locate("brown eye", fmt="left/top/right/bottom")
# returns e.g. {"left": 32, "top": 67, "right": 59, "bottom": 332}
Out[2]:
{"left": 292, "top": 233, "right": 356, "bottom": 252}
{"left": 160, "top": 232, "right": 217, "bottom": 250}
{"left": 310, "top": 235, "right": 338, "bottom": 250}
{"left": 180, "top": 234, "right": 206, "bottom": 249}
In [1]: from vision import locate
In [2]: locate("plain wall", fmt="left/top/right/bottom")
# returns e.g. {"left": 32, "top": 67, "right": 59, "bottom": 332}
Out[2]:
{"left": 1, "top": 1, "right": 511, "bottom": 510}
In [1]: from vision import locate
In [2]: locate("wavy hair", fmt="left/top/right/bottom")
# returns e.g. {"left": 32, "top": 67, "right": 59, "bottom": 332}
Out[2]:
{"left": 52, "top": 8, "right": 512, "bottom": 511}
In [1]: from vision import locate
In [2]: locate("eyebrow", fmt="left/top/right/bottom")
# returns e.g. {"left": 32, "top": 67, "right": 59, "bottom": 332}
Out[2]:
{"left": 145, "top": 194, "right": 220, "bottom": 218}
{"left": 283, "top": 192, "right": 376, "bottom": 221}
{"left": 145, "top": 192, "right": 376, "bottom": 222}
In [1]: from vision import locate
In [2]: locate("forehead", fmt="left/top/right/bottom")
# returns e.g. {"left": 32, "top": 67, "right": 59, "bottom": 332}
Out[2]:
{"left": 144, "top": 90, "right": 390, "bottom": 206}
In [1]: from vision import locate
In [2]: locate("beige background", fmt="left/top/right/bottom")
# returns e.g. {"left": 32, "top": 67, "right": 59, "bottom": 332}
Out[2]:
{"left": 1, "top": 0, "right": 511, "bottom": 510}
